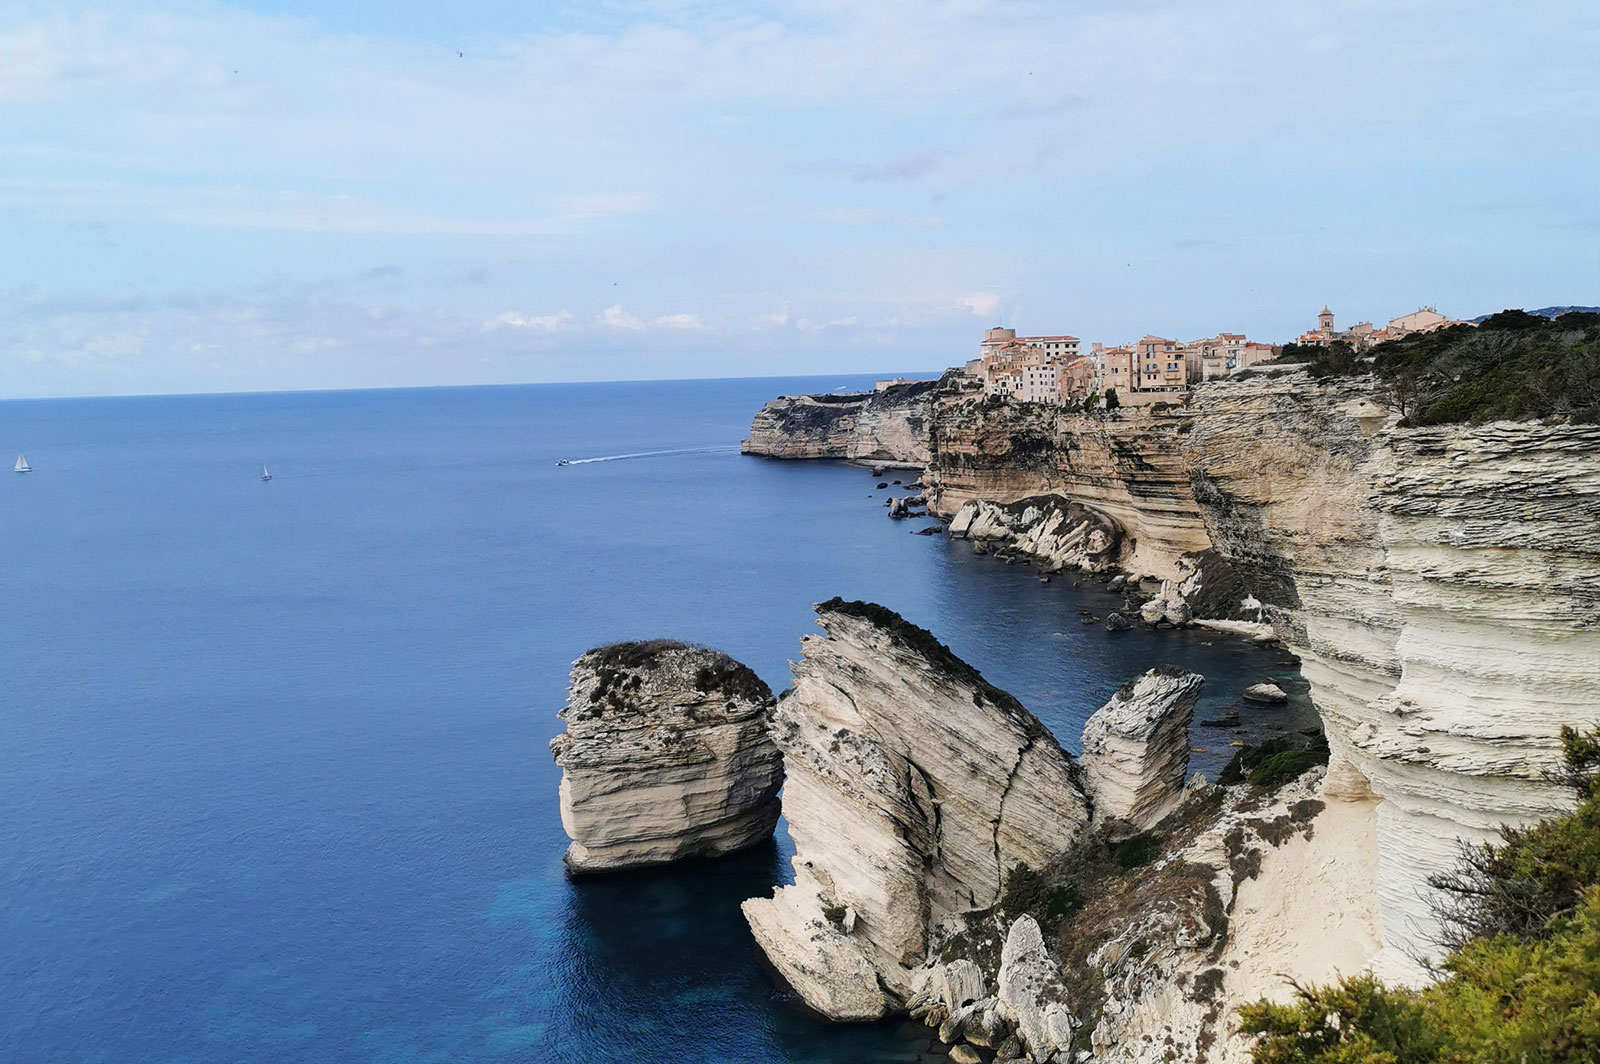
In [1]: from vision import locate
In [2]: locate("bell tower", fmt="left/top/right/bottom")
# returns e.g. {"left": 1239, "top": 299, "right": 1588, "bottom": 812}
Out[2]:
{"left": 1318, "top": 306, "right": 1335, "bottom": 334}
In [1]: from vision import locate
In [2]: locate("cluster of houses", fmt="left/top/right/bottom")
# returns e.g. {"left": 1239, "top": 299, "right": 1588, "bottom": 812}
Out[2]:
{"left": 1295, "top": 305, "right": 1458, "bottom": 349}
{"left": 955, "top": 304, "right": 1462, "bottom": 408}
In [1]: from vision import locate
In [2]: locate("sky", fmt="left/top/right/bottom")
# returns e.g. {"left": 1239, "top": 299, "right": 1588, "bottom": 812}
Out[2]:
{"left": 1, "top": 0, "right": 1598, "bottom": 397}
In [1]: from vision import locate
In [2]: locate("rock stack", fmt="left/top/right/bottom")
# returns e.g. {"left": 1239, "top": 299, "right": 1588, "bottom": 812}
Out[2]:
{"left": 550, "top": 641, "right": 782, "bottom": 874}
{"left": 1080, "top": 668, "right": 1206, "bottom": 831}
{"left": 741, "top": 600, "right": 1090, "bottom": 1019}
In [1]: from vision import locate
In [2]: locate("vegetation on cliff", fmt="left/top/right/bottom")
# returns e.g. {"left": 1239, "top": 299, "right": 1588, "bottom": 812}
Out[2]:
{"left": 815, "top": 598, "right": 1034, "bottom": 723}
{"left": 1240, "top": 724, "right": 1600, "bottom": 1064}
{"left": 1274, "top": 310, "right": 1600, "bottom": 425}
{"left": 580, "top": 640, "right": 772, "bottom": 715}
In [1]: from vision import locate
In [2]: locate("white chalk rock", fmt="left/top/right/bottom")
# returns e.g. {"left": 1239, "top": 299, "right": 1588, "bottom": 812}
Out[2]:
{"left": 551, "top": 641, "right": 781, "bottom": 873}
{"left": 1081, "top": 668, "right": 1206, "bottom": 830}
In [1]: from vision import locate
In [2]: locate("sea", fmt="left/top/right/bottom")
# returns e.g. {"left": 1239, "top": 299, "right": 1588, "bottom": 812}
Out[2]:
{"left": 0, "top": 376, "right": 1314, "bottom": 1064}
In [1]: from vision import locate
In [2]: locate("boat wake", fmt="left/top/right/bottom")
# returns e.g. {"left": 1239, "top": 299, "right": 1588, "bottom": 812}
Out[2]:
{"left": 559, "top": 445, "right": 736, "bottom": 466}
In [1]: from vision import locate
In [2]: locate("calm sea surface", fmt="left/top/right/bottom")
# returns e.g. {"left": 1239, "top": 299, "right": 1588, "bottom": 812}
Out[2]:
{"left": 0, "top": 378, "right": 1312, "bottom": 1063}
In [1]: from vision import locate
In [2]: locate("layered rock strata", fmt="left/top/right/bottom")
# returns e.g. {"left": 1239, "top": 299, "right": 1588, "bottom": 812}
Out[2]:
{"left": 741, "top": 600, "right": 1090, "bottom": 1019}
{"left": 923, "top": 388, "right": 1214, "bottom": 580}
{"left": 1081, "top": 668, "right": 1206, "bottom": 831}
{"left": 740, "top": 378, "right": 937, "bottom": 465}
{"left": 1182, "top": 380, "right": 1600, "bottom": 974}
{"left": 748, "top": 367, "right": 1600, "bottom": 975}
{"left": 947, "top": 495, "right": 1126, "bottom": 572}
{"left": 551, "top": 641, "right": 782, "bottom": 873}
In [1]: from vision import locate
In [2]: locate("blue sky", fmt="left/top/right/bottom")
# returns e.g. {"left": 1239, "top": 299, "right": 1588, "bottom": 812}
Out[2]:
{"left": 2, "top": 0, "right": 1597, "bottom": 397}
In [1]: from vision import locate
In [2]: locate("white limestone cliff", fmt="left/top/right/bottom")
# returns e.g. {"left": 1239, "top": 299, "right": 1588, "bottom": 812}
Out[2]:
{"left": 550, "top": 641, "right": 782, "bottom": 873}
{"left": 741, "top": 600, "right": 1090, "bottom": 1020}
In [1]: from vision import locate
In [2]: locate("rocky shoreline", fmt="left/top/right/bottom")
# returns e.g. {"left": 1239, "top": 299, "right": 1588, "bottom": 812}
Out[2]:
{"left": 732, "top": 366, "right": 1600, "bottom": 1051}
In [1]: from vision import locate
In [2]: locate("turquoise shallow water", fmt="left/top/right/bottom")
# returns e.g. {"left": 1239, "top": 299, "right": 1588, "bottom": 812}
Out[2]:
{"left": 0, "top": 377, "right": 1312, "bottom": 1063}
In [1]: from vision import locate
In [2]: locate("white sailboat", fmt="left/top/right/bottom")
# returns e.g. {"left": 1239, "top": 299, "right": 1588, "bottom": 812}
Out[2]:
{"left": 260, "top": 465, "right": 272, "bottom": 482}
{"left": 13, "top": 453, "right": 30, "bottom": 473}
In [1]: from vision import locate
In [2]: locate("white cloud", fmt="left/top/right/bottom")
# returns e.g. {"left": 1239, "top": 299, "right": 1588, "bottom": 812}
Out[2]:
{"left": 651, "top": 312, "right": 710, "bottom": 330}
{"left": 755, "top": 302, "right": 790, "bottom": 328}
{"left": 599, "top": 304, "right": 645, "bottom": 330}
{"left": 487, "top": 310, "right": 576, "bottom": 331}
{"left": 957, "top": 292, "right": 1003, "bottom": 318}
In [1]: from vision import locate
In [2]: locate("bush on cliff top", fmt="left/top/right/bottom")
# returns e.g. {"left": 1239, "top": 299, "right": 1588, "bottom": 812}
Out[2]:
{"left": 1375, "top": 311, "right": 1600, "bottom": 425}
{"left": 1240, "top": 724, "right": 1600, "bottom": 1064}
{"left": 1256, "top": 311, "right": 1600, "bottom": 425}
{"left": 582, "top": 640, "right": 772, "bottom": 709}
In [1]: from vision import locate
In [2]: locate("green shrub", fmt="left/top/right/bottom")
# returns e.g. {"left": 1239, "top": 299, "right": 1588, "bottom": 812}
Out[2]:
{"left": 1221, "top": 733, "right": 1329, "bottom": 788}
{"left": 1000, "top": 863, "right": 1084, "bottom": 933}
{"left": 1112, "top": 831, "right": 1164, "bottom": 870}
{"left": 1247, "top": 748, "right": 1329, "bottom": 789}
{"left": 1428, "top": 724, "right": 1600, "bottom": 949}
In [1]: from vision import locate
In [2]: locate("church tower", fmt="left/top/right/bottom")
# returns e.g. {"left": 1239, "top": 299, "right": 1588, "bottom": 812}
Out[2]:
{"left": 1318, "top": 305, "right": 1335, "bottom": 334}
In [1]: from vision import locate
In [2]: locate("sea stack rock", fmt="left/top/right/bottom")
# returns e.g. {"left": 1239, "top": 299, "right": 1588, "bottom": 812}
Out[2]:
{"left": 1080, "top": 667, "right": 1205, "bottom": 831}
{"left": 742, "top": 600, "right": 1090, "bottom": 1020}
{"left": 550, "top": 641, "right": 782, "bottom": 874}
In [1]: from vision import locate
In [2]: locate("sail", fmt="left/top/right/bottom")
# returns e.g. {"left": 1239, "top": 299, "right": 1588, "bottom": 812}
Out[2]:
{"left": 14, "top": 453, "right": 28, "bottom": 472}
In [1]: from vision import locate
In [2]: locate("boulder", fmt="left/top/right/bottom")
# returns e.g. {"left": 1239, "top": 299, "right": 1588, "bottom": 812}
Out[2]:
{"left": 1103, "top": 612, "right": 1132, "bottom": 632}
{"left": 1242, "top": 682, "right": 1289, "bottom": 704}
{"left": 551, "top": 642, "right": 782, "bottom": 873}
{"left": 937, "top": 959, "right": 986, "bottom": 1012}
{"left": 948, "top": 1046, "right": 983, "bottom": 1064}
{"left": 997, "top": 916, "right": 1077, "bottom": 1062}
{"left": 1080, "top": 668, "right": 1205, "bottom": 831}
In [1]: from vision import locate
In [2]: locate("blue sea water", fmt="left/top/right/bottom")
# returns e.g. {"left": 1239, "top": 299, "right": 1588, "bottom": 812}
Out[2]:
{"left": 0, "top": 378, "right": 1313, "bottom": 1064}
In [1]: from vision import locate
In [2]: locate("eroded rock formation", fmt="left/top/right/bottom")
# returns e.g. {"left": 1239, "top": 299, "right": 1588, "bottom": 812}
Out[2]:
{"left": 1081, "top": 668, "right": 1206, "bottom": 831}
{"left": 947, "top": 495, "right": 1125, "bottom": 572}
{"left": 551, "top": 641, "right": 782, "bottom": 873}
{"left": 741, "top": 600, "right": 1090, "bottom": 1019}
{"left": 740, "top": 378, "right": 937, "bottom": 465}
{"left": 748, "top": 366, "right": 1600, "bottom": 979}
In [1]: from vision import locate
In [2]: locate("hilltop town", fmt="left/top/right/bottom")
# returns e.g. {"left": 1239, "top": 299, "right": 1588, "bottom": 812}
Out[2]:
{"left": 948, "top": 304, "right": 1463, "bottom": 408}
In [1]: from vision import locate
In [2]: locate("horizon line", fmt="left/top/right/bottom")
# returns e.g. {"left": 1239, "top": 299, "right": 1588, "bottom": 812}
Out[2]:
{"left": 0, "top": 368, "right": 949, "bottom": 405}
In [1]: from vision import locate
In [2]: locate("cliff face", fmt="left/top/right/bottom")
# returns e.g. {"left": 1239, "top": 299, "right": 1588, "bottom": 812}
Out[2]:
{"left": 551, "top": 641, "right": 782, "bottom": 873}
{"left": 924, "top": 392, "right": 1213, "bottom": 580}
{"left": 741, "top": 601, "right": 1091, "bottom": 1020}
{"left": 745, "top": 368, "right": 1600, "bottom": 980}
{"left": 740, "top": 378, "right": 938, "bottom": 465}
{"left": 1183, "top": 378, "right": 1600, "bottom": 974}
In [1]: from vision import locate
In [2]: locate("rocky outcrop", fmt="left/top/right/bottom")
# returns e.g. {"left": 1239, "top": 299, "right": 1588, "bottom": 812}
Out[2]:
{"left": 551, "top": 641, "right": 782, "bottom": 873}
{"left": 748, "top": 368, "right": 1600, "bottom": 981}
{"left": 1081, "top": 668, "right": 1206, "bottom": 831}
{"left": 947, "top": 495, "right": 1125, "bottom": 572}
{"left": 1241, "top": 683, "right": 1288, "bottom": 704}
{"left": 741, "top": 378, "right": 937, "bottom": 465}
{"left": 741, "top": 600, "right": 1090, "bottom": 1019}
{"left": 997, "top": 916, "right": 1078, "bottom": 1061}
{"left": 924, "top": 388, "right": 1214, "bottom": 579}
